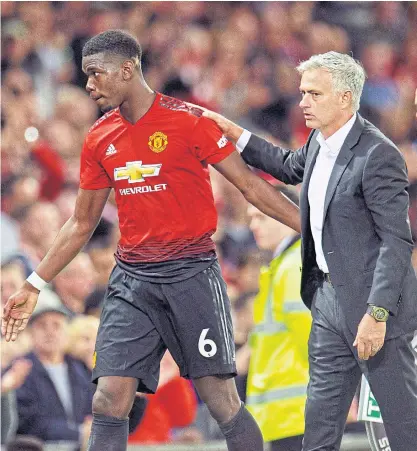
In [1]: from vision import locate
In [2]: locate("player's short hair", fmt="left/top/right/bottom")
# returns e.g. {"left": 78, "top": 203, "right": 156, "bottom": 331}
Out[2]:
{"left": 296, "top": 51, "right": 366, "bottom": 112}
{"left": 82, "top": 29, "right": 142, "bottom": 66}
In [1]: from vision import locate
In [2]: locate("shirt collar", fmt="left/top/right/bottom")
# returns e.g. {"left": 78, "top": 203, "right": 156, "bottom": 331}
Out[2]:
{"left": 317, "top": 113, "right": 357, "bottom": 155}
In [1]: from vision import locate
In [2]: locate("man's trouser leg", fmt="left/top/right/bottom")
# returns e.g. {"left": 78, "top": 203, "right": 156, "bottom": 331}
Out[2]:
{"left": 302, "top": 282, "right": 362, "bottom": 451}
{"left": 360, "top": 332, "right": 417, "bottom": 451}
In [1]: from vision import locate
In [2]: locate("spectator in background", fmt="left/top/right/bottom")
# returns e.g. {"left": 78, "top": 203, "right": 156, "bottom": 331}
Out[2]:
{"left": 82, "top": 245, "right": 115, "bottom": 317}
{"left": 1, "top": 358, "right": 32, "bottom": 446}
{"left": 233, "top": 251, "right": 264, "bottom": 295}
{"left": 15, "top": 305, "right": 93, "bottom": 449}
{"left": 1, "top": 175, "right": 41, "bottom": 219}
{"left": 360, "top": 40, "right": 399, "bottom": 125}
{"left": 66, "top": 315, "right": 100, "bottom": 373}
{"left": 1, "top": 308, "right": 33, "bottom": 448}
{"left": 65, "top": 314, "right": 148, "bottom": 439}
{"left": 17, "top": 202, "right": 61, "bottom": 267}
{"left": 246, "top": 186, "right": 308, "bottom": 451}
{"left": 1, "top": 260, "right": 27, "bottom": 306}
{"left": 53, "top": 253, "right": 96, "bottom": 317}
{"left": 0, "top": 212, "right": 20, "bottom": 263}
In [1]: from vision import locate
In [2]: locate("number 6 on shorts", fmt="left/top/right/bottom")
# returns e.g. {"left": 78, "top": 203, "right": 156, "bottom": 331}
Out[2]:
{"left": 198, "top": 328, "right": 218, "bottom": 357}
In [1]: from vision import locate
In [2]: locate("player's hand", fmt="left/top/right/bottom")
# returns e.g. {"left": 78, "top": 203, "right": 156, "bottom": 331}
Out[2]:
{"left": 2, "top": 282, "right": 40, "bottom": 342}
{"left": 353, "top": 313, "right": 386, "bottom": 360}
{"left": 202, "top": 110, "right": 244, "bottom": 143}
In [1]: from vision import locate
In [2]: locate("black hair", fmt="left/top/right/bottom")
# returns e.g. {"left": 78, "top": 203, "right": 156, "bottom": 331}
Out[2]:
{"left": 82, "top": 29, "right": 142, "bottom": 62}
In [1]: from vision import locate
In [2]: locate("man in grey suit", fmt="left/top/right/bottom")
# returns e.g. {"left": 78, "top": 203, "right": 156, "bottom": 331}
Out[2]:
{"left": 204, "top": 52, "right": 417, "bottom": 451}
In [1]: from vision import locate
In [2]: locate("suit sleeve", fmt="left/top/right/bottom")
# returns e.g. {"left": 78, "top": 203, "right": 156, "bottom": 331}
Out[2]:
{"left": 240, "top": 132, "right": 314, "bottom": 185}
{"left": 362, "top": 143, "right": 414, "bottom": 314}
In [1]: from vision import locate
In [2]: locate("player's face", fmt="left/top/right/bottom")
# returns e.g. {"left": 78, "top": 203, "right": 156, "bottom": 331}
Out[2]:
{"left": 299, "top": 68, "right": 350, "bottom": 138}
{"left": 82, "top": 53, "right": 126, "bottom": 113}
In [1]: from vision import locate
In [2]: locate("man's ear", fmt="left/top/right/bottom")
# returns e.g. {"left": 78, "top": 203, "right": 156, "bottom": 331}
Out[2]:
{"left": 341, "top": 90, "right": 353, "bottom": 109}
{"left": 122, "top": 60, "right": 136, "bottom": 81}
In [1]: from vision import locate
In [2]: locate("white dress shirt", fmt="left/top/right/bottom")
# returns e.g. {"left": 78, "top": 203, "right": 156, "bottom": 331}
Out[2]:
{"left": 236, "top": 114, "right": 357, "bottom": 273}
{"left": 308, "top": 114, "right": 356, "bottom": 272}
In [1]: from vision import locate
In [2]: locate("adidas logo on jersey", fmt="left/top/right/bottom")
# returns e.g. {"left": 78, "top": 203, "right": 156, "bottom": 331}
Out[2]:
{"left": 217, "top": 135, "right": 228, "bottom": 149}
{"left": 106, "top": 144, "right": 117, "bottom": 155}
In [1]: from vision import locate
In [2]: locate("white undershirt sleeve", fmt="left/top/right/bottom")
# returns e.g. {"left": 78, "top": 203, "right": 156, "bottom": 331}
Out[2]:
{"left": 235, "top": 129, "right": 252, "bottom": 153}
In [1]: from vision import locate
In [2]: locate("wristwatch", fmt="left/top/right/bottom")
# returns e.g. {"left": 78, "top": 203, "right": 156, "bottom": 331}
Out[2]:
{"left": 366, "top": 305, "right": 389, "bottom": 322}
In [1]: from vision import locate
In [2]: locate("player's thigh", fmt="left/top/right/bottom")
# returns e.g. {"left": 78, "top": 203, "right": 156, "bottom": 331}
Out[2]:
{"left": 93, "top": 265, "right": 166, "bottom": 394}
{"left": 161, "top": 261, "right": 236, "bottom": 379}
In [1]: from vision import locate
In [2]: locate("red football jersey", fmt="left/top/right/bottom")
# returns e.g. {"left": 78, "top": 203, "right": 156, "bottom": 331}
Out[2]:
{"left": 80, "top": 93, "right": 235, "bottom": 263}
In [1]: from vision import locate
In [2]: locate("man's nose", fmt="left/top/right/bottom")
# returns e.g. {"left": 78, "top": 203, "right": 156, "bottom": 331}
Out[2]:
{"left": 299, "top": 94, "right": 309, "bottom": 108}
{"left": 85, "top": 78, "right": 95, "bottom": 93}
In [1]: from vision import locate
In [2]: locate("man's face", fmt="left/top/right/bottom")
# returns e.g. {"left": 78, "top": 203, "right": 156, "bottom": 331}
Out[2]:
{"left": 299, "top": 68, "right": 347, "bottom": 136}
{"left": 82, "top": 52, "right": 126, "bottom": 113}
{"left": 55, "top": 253, "right": 95, "bottom": 303}
{"left": 30, "top": 312, "right": 68, "bottom": 356}
{"left": 1, "top": 264, "right": 25, "bottom": 306}
{"left": 248, "top": 205, "right": 283, "bottom": 251}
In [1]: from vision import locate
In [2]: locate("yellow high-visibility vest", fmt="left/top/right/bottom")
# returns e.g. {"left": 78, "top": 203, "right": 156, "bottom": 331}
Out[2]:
{"left": 246, "top": 238, "right": 311, "bottom": 442}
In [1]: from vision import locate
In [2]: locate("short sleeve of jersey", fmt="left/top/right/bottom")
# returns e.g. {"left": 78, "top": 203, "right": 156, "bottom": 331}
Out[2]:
{"left": 190, "top": 116, "right": 235, "bottom": 164}
{"left": 79, "top": 139, "right": 112, "bottom": 190}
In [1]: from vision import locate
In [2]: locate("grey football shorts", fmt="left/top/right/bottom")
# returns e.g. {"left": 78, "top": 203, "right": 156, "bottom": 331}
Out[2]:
{"left": 92, "top": 261, "right": 236, "bottom": 393}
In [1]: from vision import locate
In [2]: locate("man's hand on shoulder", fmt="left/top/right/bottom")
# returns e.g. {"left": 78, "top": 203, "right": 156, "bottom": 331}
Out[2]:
{"left": 1, "top": 282, "right": 39, "bottom": 342}
{"left": 202, "top": 110, "right": 244, "bottom": 144}
{"left": 184, "top": 101, "right": 245, "bottom": 144}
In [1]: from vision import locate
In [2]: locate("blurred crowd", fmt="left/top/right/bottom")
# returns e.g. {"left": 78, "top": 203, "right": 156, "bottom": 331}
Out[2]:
{"left": 1, "top": 1, "right": 417, "bottom": 450}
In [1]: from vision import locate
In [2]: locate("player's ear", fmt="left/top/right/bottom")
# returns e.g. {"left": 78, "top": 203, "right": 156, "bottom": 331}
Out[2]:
{"left": 121, "top": 60, "right": 135, "bottom": 81}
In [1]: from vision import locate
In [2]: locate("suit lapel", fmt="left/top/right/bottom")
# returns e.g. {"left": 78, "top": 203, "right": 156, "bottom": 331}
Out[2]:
{"left": 322, "top": 115, "right": 364, "bottom": 224}
{"left": 300, "top": 134, "right": 320, "bottom": 237}
{"left": 321, "top": 145, "right": 354, "bottom": 223}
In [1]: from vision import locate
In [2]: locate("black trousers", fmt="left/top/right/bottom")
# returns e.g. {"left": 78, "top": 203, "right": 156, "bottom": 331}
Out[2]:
{"left": 303, "top": 280, "right": 417, "bottom": 451}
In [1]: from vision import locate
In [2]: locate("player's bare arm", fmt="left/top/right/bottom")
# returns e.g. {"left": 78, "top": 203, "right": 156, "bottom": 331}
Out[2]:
{"left": 2, "top": 187, "right": 111, "bottom": 342}
{"left": 213, "top": 151, "right": 301, "bottom": 233}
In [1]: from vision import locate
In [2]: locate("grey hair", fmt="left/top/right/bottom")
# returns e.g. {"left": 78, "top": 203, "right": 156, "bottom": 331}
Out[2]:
{"left": 296, "top": 51, "right": 366, "bottom": 112}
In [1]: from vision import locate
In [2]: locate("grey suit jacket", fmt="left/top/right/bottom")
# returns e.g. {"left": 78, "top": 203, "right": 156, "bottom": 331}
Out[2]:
{"left": 242, "top": 114, "right": 417, "bottom": 339}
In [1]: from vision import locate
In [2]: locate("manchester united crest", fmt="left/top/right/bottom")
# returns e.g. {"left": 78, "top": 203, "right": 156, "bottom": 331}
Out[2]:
{"left": 148, "top": 131, "right": 168, "bottom": 153}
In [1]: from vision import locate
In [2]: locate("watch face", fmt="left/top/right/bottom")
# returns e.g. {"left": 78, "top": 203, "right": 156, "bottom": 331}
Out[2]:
{"left": 374, "top": 308, "right": 387, "bottom": 321}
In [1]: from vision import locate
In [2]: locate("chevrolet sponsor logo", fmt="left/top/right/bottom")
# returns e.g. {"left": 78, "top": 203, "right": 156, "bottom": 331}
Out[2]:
{"left": 114, "top": 161, "right": 162, "bottom": 183}
{"left": 119, "top": 184, "right": 168, "bottom": 196}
